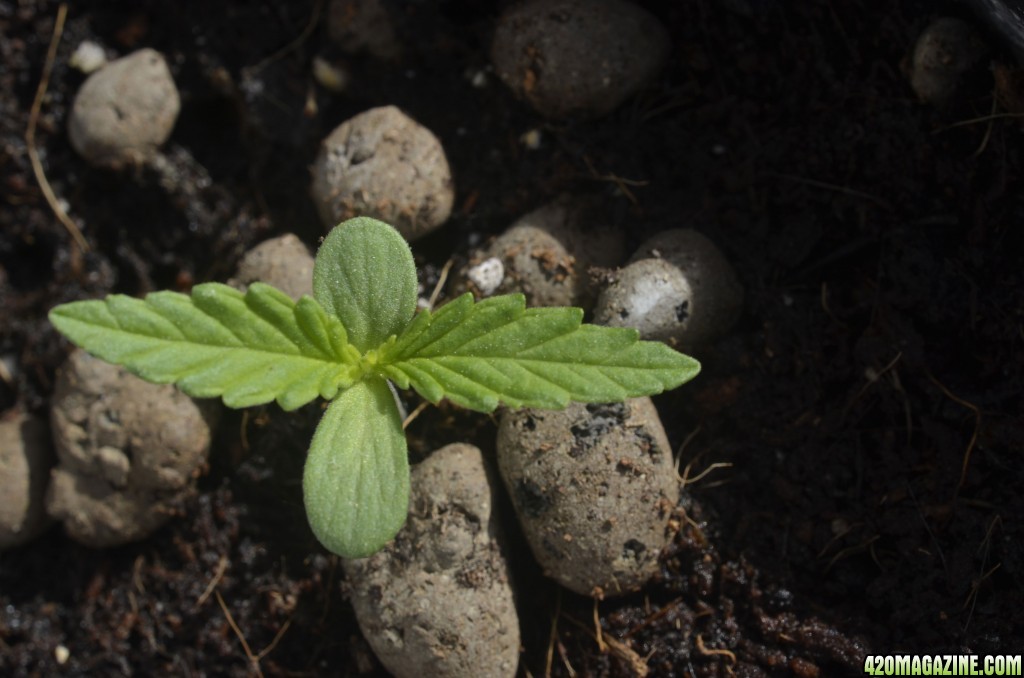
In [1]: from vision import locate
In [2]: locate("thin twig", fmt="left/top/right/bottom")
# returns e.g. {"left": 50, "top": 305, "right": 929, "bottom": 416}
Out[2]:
{"left": 694, "top": 634, "right": 737, "bottom": 674}
{"left": 972, "top": 95, "right": 999, "bottom": 158}
{"left": 544, "top": 589, "right": 561, "bottom": 678}
{"left": 933, "top": 110, "right": 1024, "bottom": 132}
{"left": 427, "top": 258, "right": 454, "bottom": 310}
{"left": 401, "top": 400, "right": 430, "bottom": 430}
{"left": 765, "top": 172, "right": 892, "bottom": 211}
{"left": 197, "top": 555, "right": 229, "bottom": 606}
{"left": 254, "top": 618, "right": 292, "bottom": 662}
{"left": 214, "top": 590, "right": 293, "bottom": 675}
{"left": 673, "top": 424, "right": 702, "bottom": 478}
{"left": 583, "top": 155, "right": 648, "bottom": 204}
{"left": 592, "top": 598, "right": 606, "bottom": 653}
{"left": 927, "top": 371, "right": 982, "bottom": 498}
{"left": 248, "top": 0, "right": 324, "bottom": 74}
{"left": 216, "top": 590, "right": 263, "bottom": 678}
{"left": 682, "top": 462, "right": 733, "bottom": 488}
{"left": 26, "top": 3, "right": 89, "bottom": 254}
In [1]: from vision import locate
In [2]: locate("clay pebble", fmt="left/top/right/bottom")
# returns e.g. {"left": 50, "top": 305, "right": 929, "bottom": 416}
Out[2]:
{"left": 311, "top": 106, "right": 454, "bottom": 241}
{"left": 344, "top": 443, "right": 519, "bottom": 677}
{"left": 0, "top": 412, "right": 53, "bottom": 549}
{"left": 908, "top": 17, "right": 987, "bottom": 106}
{"left": 491, "top": 0, "right": 670, "bottom": 119}
{"left": 68, "top": 48, "right": 180, "bottom": 169}
{"left": 229, "top": 233, "right": 314, "bottom": 301}
{"left": 46, "top": 349, "right": 213, "bottom": 547}
{"left": 466, "top": 195, "right": 623, "bottom": 308}
{"left": 595, "top": 228, "right": 743, "bottom": 345}
{"left": 497, "top": 398, "right": 678, "bottom": 597}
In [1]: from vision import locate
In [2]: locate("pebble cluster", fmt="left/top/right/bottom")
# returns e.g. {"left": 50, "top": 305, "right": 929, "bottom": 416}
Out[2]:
{"left": 7, "top": 2, "right": 760, "bottom": 674}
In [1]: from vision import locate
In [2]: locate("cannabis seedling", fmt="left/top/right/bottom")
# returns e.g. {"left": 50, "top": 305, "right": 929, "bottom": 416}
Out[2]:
{"left": 49, "top": 218, "right": 701, "bottom": 558}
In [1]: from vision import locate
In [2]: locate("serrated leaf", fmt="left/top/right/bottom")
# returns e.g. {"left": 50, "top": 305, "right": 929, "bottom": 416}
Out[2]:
{"left": 380, "top": 293, "right": 701, "bottom": 412}
{"left": 303, "top": 378, "right": 409, "bottom": 558}
{"left": 314, "top": 217, "right": 417, "bottom": 352}
{"left": 48, "top": 282, "right": 355, "bottom": 411}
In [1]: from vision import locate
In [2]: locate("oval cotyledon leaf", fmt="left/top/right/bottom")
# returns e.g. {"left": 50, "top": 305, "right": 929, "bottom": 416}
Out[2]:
{"left": 302, "top": 377, "right": 409, "bottom": 558}
{"left": 313, "top": 217, "right": 418, "bottom": 352}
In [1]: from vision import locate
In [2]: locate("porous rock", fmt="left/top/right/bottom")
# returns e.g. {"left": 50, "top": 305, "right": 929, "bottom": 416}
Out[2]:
{"left": 47, "top": 349, "right": 213, "bottom": 547}
{"left": 68, "top": 48, "right": 180, "bottom": 169}
{"left": 908, "top": 17, "right": 988, "bottom": 106}
{"left": 0, "top": 412, "right": 53, "bottom": 549}
{"left": 466, "top": 195, "right": 624, "bottom": 308}
{"left": 595, "top": 229, "right": 743, "bottom": 345}
{"left": 344, "top": 443, "right": 519, "bottom": 677}
{"left": 497, "top": 398, "right": 678, "bottom": 597}
{"left": 491, "top": 0, "right": 670, "bottom": 119}
{"left": 311, "top": 106, "right": 454, "bottom": 241}
{"left": 229, "top": 233, "right": 314, "bottom": 301}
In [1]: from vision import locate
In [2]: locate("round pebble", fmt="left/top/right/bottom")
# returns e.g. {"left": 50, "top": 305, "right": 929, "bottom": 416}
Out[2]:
{"left": 908, "top": 17, "right": 987, "bottom": 106}
{"left": 310, "top": 105, "right": 454, "bottom": 241}
{"left": 0, "top": 411, "right": 53, "bottom": 549}
{"left": 229, "top": 233, "right": 314, "bottom": 301}
{"left": 491, "top": 0, "right": 670, "bottom": 119}
{"left": 595, "top": 229, "right": 743, "bottom": 345}
{"left": 47, "top": 350, "right": 214, "bottom": 547}
{"left": 344, "top": 443, "right": 520, "bottom": 677}
{"left": 468, "top": 195, "right": 624, "bottom": 308}
{"left": 68, "top": 48, "right": 180, "bottom": 169}
{"left": 497, "top": 398, "right": 679, "bottom": 597}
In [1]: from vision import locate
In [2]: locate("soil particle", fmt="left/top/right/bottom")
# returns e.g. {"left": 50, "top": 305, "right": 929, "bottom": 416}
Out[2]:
{"left": 343, "top": 443, "right": 519, "bottom": 678}
{"left": 46, "top": 349, "right": 214, "bottom": 547}
{"left": 229, "top": 233, "right": 314, "bottom": 301}
{"left": 0, "top": 411, "right": 53, "bottom": 549}
{"left": 497, "top": 398, "right": 678, "bottom": 597}
{"left": 491, "top": 0, "right": 669, "bottom": 119}
{"left": 310, "top": 105, "right": 454, "bottom": 241}
{"left": 68, "top": 48, "right": 180, "bottom": 169}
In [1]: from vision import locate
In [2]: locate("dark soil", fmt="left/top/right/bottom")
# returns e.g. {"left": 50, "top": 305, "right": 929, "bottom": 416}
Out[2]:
{"left": 2, "top": 0, "right": 1022, "bottom": 676}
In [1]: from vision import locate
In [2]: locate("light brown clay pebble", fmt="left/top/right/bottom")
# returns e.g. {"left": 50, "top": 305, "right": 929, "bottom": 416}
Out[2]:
{"left": 908, "top": 17, "right": 987, "bottom": 106}
{"left": 491, "top": 0, "right": 670, "bottom": 119}
{"left": 46, "top": 350, "right": 213, "bottom": 547}
{"left": 497, "top": 398, "right": 678, "bottom": 597}
{"left": 595, "top": 229, "right": 743, "bottom": 345}
{"left": 68, "top": 48, "right": 180, "bottom": 169}
{"left": 344, "top": 443, "right": 520, "bottom": 677}
{"left": 0, "top": 411, "right": 53, "bottom": 549}
{"left": 229, "top": 233, "right": 314, "bottom": 301}
{"left": 468, "top": 195, "right": 624, "bottom": 308}
{"left": 310, "top": 106, "right": 454, "bottom": 241}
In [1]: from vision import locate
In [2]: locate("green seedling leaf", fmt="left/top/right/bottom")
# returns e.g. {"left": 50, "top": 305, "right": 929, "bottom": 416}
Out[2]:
{"left": 379, "top": 293, "right": 701, "bottom": 412}
{"left": 49, "top": 217, "right": 703, "bottom": 561}
{"left": 48, "top": 282, "right": 355, "bottom": 411}
{"left": 303, "top": 377, "right": 409, "bottom": 558}
{"left": 313, "top": 216, "right": 418, "bottom": 352}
